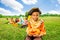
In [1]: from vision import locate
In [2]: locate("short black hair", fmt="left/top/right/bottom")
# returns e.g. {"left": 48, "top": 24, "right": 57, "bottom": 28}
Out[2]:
{"left": 28, "top": 8, "right": 41, "bottom": 15}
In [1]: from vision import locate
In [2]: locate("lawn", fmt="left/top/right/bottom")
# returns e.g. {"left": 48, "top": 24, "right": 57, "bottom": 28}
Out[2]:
{"left": 0, "top": 16, "right": 60, "bottom": 40}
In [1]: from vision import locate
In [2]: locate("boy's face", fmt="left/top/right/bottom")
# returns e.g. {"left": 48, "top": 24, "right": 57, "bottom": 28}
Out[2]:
{"left": 31, "top": 12, "right": 39, "bottom": 21}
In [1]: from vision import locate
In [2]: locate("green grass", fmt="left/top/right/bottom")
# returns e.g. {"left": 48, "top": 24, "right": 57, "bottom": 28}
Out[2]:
{"left": 0, "top": 16, "right": 60, "bottom": 40}
{"left": 42, "top": 17, "right": 60, "bottom": 40}
{"left": 0, "top": 24, "right": 26, "bottom": 40}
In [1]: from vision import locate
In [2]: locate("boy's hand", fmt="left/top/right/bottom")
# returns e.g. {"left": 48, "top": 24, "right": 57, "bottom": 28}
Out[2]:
{"left": 39, "top": 34, "right": 43, "bottom": 37}
{"left": 28, "top": 34, "right": 32, "bottom": 36}
{"left": 33, "top": 35, "right": 40, "bottom": 37}
{"left": 33, "top": 34, "right": 43, "bottom": 37}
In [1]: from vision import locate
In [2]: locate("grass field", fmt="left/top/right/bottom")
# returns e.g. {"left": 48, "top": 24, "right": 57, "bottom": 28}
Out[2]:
{"left": 0, "top": 16, "right": 60, "bottom": 40}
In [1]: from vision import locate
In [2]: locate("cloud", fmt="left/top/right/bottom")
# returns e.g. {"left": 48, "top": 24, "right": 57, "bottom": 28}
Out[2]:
{"left": 48, "top": 10, "right": 60, "bottom": 14}
{"left": 22, "top": 0, "right": 37, "bottom": 5}
{"left": 57, "top": 0, "right": 60, "bottom": 4}
{"left": 55, "top": 4, "right": 58, "bottom": 7}
{"left": 0, "top": 8, "right": 13, "bottom": 16}
{"left": 0, "top": 8, "right": 22, "bottom": 16}
{"left": 1, "top": 0, "right": 24, "bottom": 13}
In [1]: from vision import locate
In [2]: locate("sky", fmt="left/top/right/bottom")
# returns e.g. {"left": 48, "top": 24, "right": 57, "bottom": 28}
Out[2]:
{"left": 0, "top": 0, "right": 60, "bottom": 16}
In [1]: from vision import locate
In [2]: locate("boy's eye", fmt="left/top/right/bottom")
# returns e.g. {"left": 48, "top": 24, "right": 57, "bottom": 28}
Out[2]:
{"left": 32, "top": 14, "right": 35, "bottom": 16}
{"left": 36, "top": 14, "right": 38, "bottom": 16}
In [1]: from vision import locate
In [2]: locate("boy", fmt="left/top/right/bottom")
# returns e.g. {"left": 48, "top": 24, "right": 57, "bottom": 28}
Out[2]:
{"left": 25, "top": 8, "right": 46, "bottom": 40}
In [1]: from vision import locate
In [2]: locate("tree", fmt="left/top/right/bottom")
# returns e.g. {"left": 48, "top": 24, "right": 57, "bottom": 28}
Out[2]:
{"left": 0, "top": 14, "right": 2, "bottom": 18}
{"left": 25, "top": 12, "right": 29, "bottom": 17}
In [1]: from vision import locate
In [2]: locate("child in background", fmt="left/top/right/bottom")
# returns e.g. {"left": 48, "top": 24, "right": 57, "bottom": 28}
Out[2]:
{"left": 18, "top": 17, "right": 24, "bottom": 27}
{"left": 9, "top": 18, "right": 18, "bottom": 27}
{"left": 19, "top": 17, "right": 24, "bottom": 24}
{"left": 21, "top": 17, "right": 28, "bottom": 28}
{"left": 9, "top": 18, "right": 15, "bottom": 24}
{"left": 15, "top": 18, "right": 19, "bottom": 23}
{"left": 25, "top": 8, "right": 46, "bottom": 40}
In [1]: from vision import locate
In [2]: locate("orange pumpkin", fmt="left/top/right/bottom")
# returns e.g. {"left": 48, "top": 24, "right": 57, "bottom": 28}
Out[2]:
{"left": 28, "top": 28, "right": 40, "bottom": 35}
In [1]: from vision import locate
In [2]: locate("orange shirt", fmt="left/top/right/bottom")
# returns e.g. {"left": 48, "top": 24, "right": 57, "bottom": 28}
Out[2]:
{"left": 26, "top": 18, "right": 46, "bottom": 36}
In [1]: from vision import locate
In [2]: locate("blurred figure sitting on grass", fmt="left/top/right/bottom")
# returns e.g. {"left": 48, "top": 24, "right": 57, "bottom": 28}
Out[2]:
{"left": 9, "top": 18, "right": 15, "bottom": 24}
{"left": 9, "top": 18, "right": 18, "bottom": 27}
{"left": 21, "top": 17, "right": 28, "bottom": 28}
{"left": 15, "top": 18, "right": 20, "bottom": 23}
{"left": 18, "top": 16, "right": 24, "bottom": 25}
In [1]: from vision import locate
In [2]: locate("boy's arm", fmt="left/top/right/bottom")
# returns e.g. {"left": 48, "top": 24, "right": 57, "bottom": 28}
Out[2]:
{"left": 40, "top": 22, "right": 46, "bottom": 36}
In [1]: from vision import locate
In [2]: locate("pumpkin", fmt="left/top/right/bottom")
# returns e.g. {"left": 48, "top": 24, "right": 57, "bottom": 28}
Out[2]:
{"left": 28, "top": 28, "right": 40, "bottom": 36}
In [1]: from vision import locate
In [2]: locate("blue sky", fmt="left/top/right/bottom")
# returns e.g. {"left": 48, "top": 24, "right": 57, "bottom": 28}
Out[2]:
{"left": 0, "top": 0, "right": 60, "bottom": 16}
